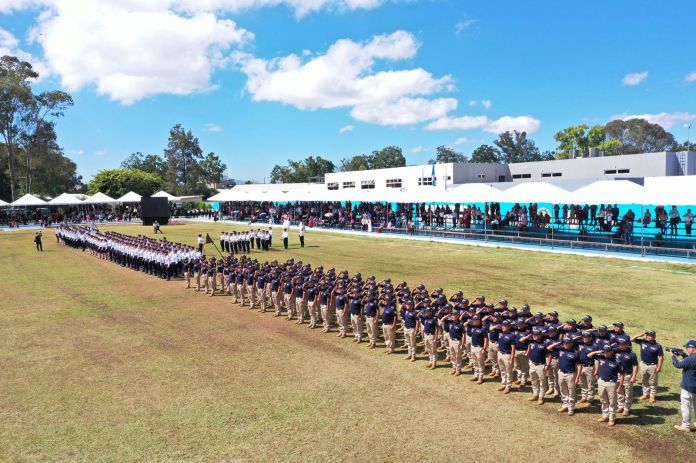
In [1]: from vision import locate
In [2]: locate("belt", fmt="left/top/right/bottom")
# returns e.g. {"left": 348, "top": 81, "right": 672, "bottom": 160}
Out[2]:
{"left": 560, "top": 370, "right": 575, "bottom": 374}
{"left": 531, "top": 361, "right": 545, "bottom": 366}
{"left": 642, "top": 362, "right": 657, "bottom": 365}
{"left": 599, "top": 379, "right": 616, "bottom": 383}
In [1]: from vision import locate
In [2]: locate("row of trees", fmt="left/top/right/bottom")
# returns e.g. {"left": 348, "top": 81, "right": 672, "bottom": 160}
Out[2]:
{"left": 0, "top": 55, "right": 81, "bottom": 201}
{"left": 85, "top": 124, "right": 228, "bottom": 198}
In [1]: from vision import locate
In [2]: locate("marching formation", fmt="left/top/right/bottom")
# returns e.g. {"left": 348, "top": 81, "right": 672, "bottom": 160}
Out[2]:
{"left": 56, "top": 225, "right": 667, "bottom": 428}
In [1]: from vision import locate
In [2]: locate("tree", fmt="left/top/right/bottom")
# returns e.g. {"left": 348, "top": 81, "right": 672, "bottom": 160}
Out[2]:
{"left": 121, "top": 152, "right": 167, "bottom": 178}
{"left": 87, "top": 168, "right": 163, "bottom": 198}
{"left": 162, "top": 124, "right": 204, "bottom": 195}
{"left": 493, "top": 130, "right": 549, "bottom": 163}
{"left": 604, "top": 119, "right": 677, "bottom": 154}
{"left": 469, "top": 144, "right": 501, "bottom": 163}
{"left": 269, "top": 155, "right": 335, "bottom": 183}
{"left": 340, "top": 154, "right": 371, "bottom": 171}
{"left": 554, "top": 124, "right": 624, "bottom": 158}
{"left": 429, "top": 145, "right": 467, "bottom": 164}
{"left": 370, "top": 146, "right": 406, "bottom": 169}
{"left": 199, "top": 152, "right": 227, "bottom": 185}
{"left": 0, "top": 55, "right": 38, "bottom": 201}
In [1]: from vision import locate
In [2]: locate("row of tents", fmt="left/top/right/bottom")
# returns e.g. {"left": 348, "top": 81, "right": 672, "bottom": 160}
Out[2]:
{"left": 0, "top": 191, "right": 181, "bottom": 208}
{"left": 207, "top": 177, "right": 696, "bottom": 206}
{"left": 2, "top": 177, "right": 695, "bottom": 208}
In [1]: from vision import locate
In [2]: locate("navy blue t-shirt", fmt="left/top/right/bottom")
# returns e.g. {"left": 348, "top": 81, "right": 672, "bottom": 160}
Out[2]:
{"left": 527, "top": 340, "right": 549, "bottom": 364}
{"left": 616, "top": 350, "right": 639, "bottom": 374}
{"left": 498, "top": 332, "right": 516, "bottom": 354}
{"left": 448, "top": 321, "right": 464, "bottom": 341}
{"left": 365, "top": 300, "right": 378, "bottom": 318}
{"left": 349, "top": 297, "right": 362, "bottom": 315}
{"left": 468, "top": 326, "right": 488, "bottom": 347}
{"left": 381, "top": 306, "right": 396, "bottom": 325}
{"left": 635, "top": 340, "right": 663, "bottom": 364}
{"left": 557, "top": 347, "right": 580, "bottom": 373}
{"left": 596, "top": 354, "right": 623, "bottom": 382}
{"left": 422, "top": 317, "right": 438, "bottom": 335}
{"left": 403, "top": 310, "right": 418, "bottom": 329}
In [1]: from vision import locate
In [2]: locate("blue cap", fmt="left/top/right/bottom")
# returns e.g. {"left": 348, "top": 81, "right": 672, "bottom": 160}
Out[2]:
{"left": 602, "top": 345, "right": 613, "bottom": 351}
{"left": 532, "top": 328, "right": 543, "bottom": 335}
{"left": 563, "top": 336, "right": 574, "bottom": 343}
{"left": 617, "top": 339, "right": 629, "bottom": 345}
{"left": 613, "top": 321, "right": 624, "bottom": 328}
{"left": 684, "top": 340, "right": 696, "bottom": 349}
{"left": 581, "top": 330, "right": 592, "bottom": 337}
{"left": 471, "top": 315, "right": 481, "bottom": 321}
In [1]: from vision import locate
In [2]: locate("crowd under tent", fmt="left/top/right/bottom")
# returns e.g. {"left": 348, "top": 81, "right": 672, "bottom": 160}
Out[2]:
{"left": 116, "top": 191, "right": 142, "bottom": 203}
{"left": 11, "top": 193, "right": 47, "bottom": 207}
{"left": 83, "top": 192, "right": 117, "bottom": 204}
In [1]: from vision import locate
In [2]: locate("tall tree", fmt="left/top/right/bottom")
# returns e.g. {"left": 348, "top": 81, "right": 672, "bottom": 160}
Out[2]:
{"left": 200, "top": 152, "right": 227, "bottom": 185}
{"left": 370, "top": 146, "right": 406, "bottom": 169}
{"left": 554, "top": 124, "right": 623, "bottom": 158}
{"left": 429, "top": 145, "right": 467, "bottom": 164}
{"left": 493, "top": 130, "right": 551, "bottom": 163}
{"left": 469, "top": 144, "right": 501, "bottom": 163}
{"left": 604, "top": 118, "right": 677, "bottom": 154}
{"left": 0, "top": 55, "right": 38, "bottom": 201}
{"left": 87, "top": 168, "right": 163, "bottom": 198}
{"left": 162, "top": 124, "right": 204, "bottom": 195}
{"left": 121, "top": 152, "right": 167, "bottom": 178}
{"left": 269, "top": 155, "right": 335, "bottom": 183}
{"left": 20, "top": 90, "right": 73, "bottom": 194}
{"left": 340, "top": 154, "right": 371, "bottom": 171}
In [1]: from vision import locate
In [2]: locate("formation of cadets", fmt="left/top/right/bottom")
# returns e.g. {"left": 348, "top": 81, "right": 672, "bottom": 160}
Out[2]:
{"left": 57, "top": 225, "right": 666, "bottom": 427}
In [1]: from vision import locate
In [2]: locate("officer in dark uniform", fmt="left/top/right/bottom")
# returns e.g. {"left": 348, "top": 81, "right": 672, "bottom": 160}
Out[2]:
{"left": 590, "top": 344, "right": 624, "bottom": 426}
{"left": 526, "top": 328, "right": 550, "bottom": 404}
{"left": 616, "top": 339, "right": 639, "bottom": 416}
{"left": 631, "top": 330, "right": 664, "bottom": 403}
{"left": 448, "top": 312, "right": 465, "bottom": 376}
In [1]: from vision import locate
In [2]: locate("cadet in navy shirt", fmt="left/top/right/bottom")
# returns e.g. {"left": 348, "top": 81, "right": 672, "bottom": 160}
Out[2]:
{"left": 466, "top": 316, "right": 488, "bottom": 383}
{"left": 496, "top": 321, "right": 517, "bottom": 393}
{"left": 610, "top": 321, "right": 630, "bottom": 345}
{"left": 615, "top": 339, "right": 639, "bottom": 416}
{"left": 577, "top": 331, "right": 598, "bottom": 404}
{"left": 590, "top": 345, "right": 624, "bottom": 425}
{"left": 631, "top": 330, "right": 664, "bottom": 402}
{"left": 514, "top": 321, "right": 531, "bottom": 386}
{"left": 526, "top": 329, "right": 550, "bottom": 403}
{"left": 364, "top": 295, "right": 380, "bottom": 348}
{"left": 381, "top": 302, "right": 398, "bottom": 354}
{"left": 671, "top": 340, "right": 696, "bottom": 431}
{"left": 547, "top": 336, "right": 582, "bottom": 415}
{"left": 402, "top": 304, "right": 420, "bottom": 361}
{"left": 448, "top": 313, "right": 465, "bottom": 375}
{"left": 420, "top": 309, "right": 440, "bottom": 368}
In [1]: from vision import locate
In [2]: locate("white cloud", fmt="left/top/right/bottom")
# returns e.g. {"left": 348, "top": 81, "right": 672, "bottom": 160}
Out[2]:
{"left": 94, "top": 149, "right": 106, "bottom": 156}
{"left": 339, "top": 124, "right": 354, "bottom": 133}
{"left": 484, "top": 115, "right": 540, "bottom": 134}
{"left": 453, "top": 137, "right": 477, "bottom": 145}
{"left": 23, "top": 1, "right": 253, "bottom": 104}
{"left": 611, "top": 112, "right": 696, "bottom": 129}
{"left": 685, "top": 71, "right": 696, "bottom": 83}
{"left": 177, "top": 0, "right": 384, "bottom": 18}
{"left": 0, "top": 27, "right": 49, "bottom": 78}
{"left": 454, "top": 18, "right": 478, "bottom": 35}
{"left": 426, "top": 114, "right": 541, "bottom": 134}
{"left": 622, "top": 71, "right": 648, "bottom": 86}
{"left": 481, "top": 99, "right": 492, "bottom": 109}
{"left": 234, "top": 31, "right": 455, "bottom": 126}
{"left": 410, "top": 146, "right": 431, "bottom": 154}
{"left": 425, "top": 115, "right": 489, "bottom": 131}
{"left": 205, "top": 123, "right": 224, "bottom": 132}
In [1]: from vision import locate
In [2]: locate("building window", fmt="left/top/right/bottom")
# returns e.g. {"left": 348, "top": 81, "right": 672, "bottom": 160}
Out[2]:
{"left": 552, "top": 172, "right": 562, "bottom": 177}
{"left": 342, "top": 181, "right": 355, "bottom": 189}
{"left": 541, "top": 173, "right": 552, "bottom": 178}
{"left": 386, "top": 179, "right": 402, "bottom": 188}
{"left": 498, "top": 175, "right": 506, "bottom": 182}
{"left": 512, "top": 173, "right": 532, "bottom": 179}
{"left": 446, "top": 176, "right": 452, "bottom": 180}
{"left": 361, "top": 180, "right": 375, "bottom": 189}
{"left": 418, "top": 177, "right": 434, "bottom": 186}
{"left": 477, "top": 174, "right": 486, "bottom": 179}
{"left": 327, "top": 182, "right": 339, "bottom": 190}
{"left": 617, "top": 169, "right": 630, "bottom": 174}
{"left": 604, "top": 169, "right": 617, "bottom": 175}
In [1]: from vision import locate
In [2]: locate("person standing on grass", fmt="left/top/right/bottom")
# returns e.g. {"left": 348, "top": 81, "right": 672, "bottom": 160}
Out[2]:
{"left": 381, "top": 297, "right": 398, "bottom": 354}
{"left": 631, "top": 330, "right": 663, "bottom": 404}
{"left": 546, "top": 336, "right": 581, "bottom": 416}
{"left": 496, "top": 321, "right": 516, "bottom": 394}
{"left": 671, "top": 340, "right": 696, "bottom": 432}
{"left": 615, "top": 339, "right": 638, "bottom": 417}
{"left": 298, "top": 221, "right": 306, "bottom": 248}
{"left": 282, "top": 228, "right": 289, "bottom": 249}
{"left": 590, "top": 345, "right": 624, "bottom": 427}
{"left": 34, "top": 231, "right": 43, "bottom": 251}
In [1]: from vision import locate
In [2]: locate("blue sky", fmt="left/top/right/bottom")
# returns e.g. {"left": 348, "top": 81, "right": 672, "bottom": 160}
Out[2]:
{"left": 1, "top": 0, "right": 695, "bottom": 182}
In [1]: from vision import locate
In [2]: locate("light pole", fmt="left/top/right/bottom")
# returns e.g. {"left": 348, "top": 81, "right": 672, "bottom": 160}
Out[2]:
{"left": 685, "top": 123, "right": 692, "bottom": 147}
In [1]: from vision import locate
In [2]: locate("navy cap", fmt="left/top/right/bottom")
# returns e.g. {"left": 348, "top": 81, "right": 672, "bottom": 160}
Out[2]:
{"left": 492, "top": 311, "right": 502, "bottom": 318}
{"left": 471, "top": 315, "right": 481, "bottom": 321}
{"left": 499, "top": 299, "right": 508, "bottom": 305}
{"left": 602, "top": 345, "right": 613, "bottom": 351}
{"left": 599, "top": 324, "right": 608, "bottom": 331}
{"left": 645, "top": 330, "right": 656, "bottom": 336}
{"left": 534, "top": 312, "right": 543, "bottom": 318}
{"left": 521, "top": 304, "right": 530, "bottom": 310}
{"left": 583, "top": 315, "right": 592, "bottom": 321}
{"left": 581, "top": 330, "right": 592, "bottom": 337}
{"left": 567, "top": 319, "right": 576, "bottom": 325}
{"left": 617, "top": 338, "right": 629, "bottom": 345}
{"left": 532, "top": 328, "right": 543, "bottom": 335}
{"left": 502, "top": 320, "right": 511, "bottom": 326}
{"left": 547, "top": 326, "right": 558, "bottom": 332}
{"left": 548, "top": 311, "right": 559, "bottom": 317}
{"left": 684, "top": 340, "right": 696, "bottom": 349}
{"left": 476, "top": 295, "right": 485, "bottom": 300}
{"left": 613, "top": 322, "right": 624, "bottom": 328}
{"left": 563, "top": 336, "right": 574, "bottom": 343}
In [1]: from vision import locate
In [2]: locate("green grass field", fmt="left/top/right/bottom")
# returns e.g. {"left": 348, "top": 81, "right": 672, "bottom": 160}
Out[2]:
{"left": 1, "top": 222, "right": 694, "bottom": 462}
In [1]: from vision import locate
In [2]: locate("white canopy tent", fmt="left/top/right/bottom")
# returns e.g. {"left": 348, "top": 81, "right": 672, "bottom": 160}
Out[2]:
{"left": 496, "top": 182, "right": 572, "bottom": 205}
{"left": 446, "top": 183, "right": 504, "bottom": 204}
{"left": 116, "top": 191, "right": 142, "bottom": 203}
{"left": 0, "top": 198, "right": 9, "bottom": 207}
{"left": 11, "top": 193, "right": 47, "bottom": 206}
{"left": 642, "top": 176, "right": 696, "bottom": 206}
{"left": 151, "top": 190, "right": 180, "bottom": 202}
{"left": 48, "top": 193, "right": 85, "bottom": 206}
{"left": 83, "top": 192, "right": 117, "bottom": 204}
{"left": 568, "top": 180, "right": 645, "bottom": 205}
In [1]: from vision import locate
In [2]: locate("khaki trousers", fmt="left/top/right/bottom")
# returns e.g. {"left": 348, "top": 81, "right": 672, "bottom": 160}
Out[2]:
{"left": 366, "top": 316, "right": 378, "bottom": 344}
{"left": 449, "top": 339, "right": 462, "bottom": 372}
{"left": 237, "top": 284, "right": 246, "bottom": 305}
{"left": 529, "top": 362, "right": 548, "bottom": 398}
{"left": 321, "top": 304, "right": 331, "bottom": 329}
{"left": 424, "top": 333, "right": 437, "bottom": 363}
{"left": 309, "top": 300, "right": 320, "bottom": 325}
{"left": 639, "top": 362, "right": 659, "bottom": 398}
{"left": 471, "top": 345, "right": 486, "bottom": 378}
{"left": 617, "top": 381, "right": 634, "bottom": 411}
{"left": 488, "top": 342, "right": 500, "bottom": 373}
{"left": 546, "top": 358, "right": 559, "bottom": 393}
{"left": 598, "top": 379, "right": 618, "bottom": 420}
{"left": 351, "top": 314, "right": 363, "bottom": 340}
{"left": 580, "top": 365, "right": 596, "bottom": 401}
{"left": 404, "top": 327, "right": 417, "bottom": 356}
{"left": 337, "top": 310, "right": 349, "bottom": 335}
{"left": 559, "top": 371, "right": 576, "bottom": 411}
{"left": 382, "top": 324, "right": 395, "bottom": 352}
{"left": 272, "top": 291, "right": 281, "bottom": 314}
{"left": 498, "top": 353, "right": 514, "bottom": 388}
{"left": 514, "top": 351, "right": 529, "bottom": 384}
{"left": 296, "top": 297, "right": 307, "bottom": 321}
{"left": 284, "top": 293, "right": 295, "bottom": 318}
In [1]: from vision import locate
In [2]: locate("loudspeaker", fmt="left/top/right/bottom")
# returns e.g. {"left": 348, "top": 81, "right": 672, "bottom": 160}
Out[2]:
{"left": 141, "top": 197, "right": 170, "bottom": 225}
